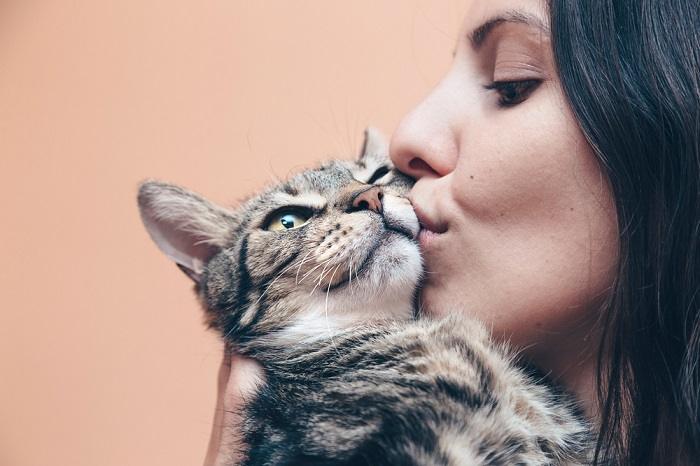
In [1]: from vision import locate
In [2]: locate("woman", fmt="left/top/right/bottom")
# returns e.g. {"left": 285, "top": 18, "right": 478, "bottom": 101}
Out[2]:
{"left": 205, "top": 1, "right": 700, "bottom": 464}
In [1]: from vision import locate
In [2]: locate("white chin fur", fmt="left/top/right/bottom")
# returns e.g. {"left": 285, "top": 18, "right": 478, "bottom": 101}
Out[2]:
{"left": 361, "top": 235, "right": 422, "bottom": 296}
{"left": 274, "top": 236, "right": 422, "bottom": 343}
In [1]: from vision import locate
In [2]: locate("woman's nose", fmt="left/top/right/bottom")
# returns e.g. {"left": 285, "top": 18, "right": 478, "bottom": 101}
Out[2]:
{"left": 389, "top": 90, "right": 459, "bottom": 180}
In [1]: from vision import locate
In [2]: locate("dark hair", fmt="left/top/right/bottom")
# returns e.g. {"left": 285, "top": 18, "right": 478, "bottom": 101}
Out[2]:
{"left": 548, "top": 1, "right": 700, "bottom": 464}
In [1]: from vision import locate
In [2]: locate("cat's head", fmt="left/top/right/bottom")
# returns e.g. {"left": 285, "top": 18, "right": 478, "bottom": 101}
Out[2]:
{"left": 138, "top": 129, "right": 422, "bottom": 342}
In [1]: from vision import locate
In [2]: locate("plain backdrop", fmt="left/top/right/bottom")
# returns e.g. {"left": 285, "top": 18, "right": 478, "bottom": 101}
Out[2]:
{"left": 0, "top": 1, "right": 467, "bottom": 464}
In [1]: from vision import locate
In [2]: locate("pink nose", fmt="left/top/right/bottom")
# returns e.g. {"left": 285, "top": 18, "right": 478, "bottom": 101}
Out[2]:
{"left": 352, "top": 186, "right": 383, "bottom": 213}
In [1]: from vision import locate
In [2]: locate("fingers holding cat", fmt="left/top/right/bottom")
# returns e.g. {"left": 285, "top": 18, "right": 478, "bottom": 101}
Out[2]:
{"left": 204, "top": 350, "right": 265, "bottom": 466}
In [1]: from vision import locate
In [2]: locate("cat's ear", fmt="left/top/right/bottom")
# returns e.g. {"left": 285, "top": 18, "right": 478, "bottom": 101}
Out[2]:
{"left": 358, "top": 127, "right": 392, "bottom": 167}
{"left": 137, "top": 181, "right": 237, "bottom": 283}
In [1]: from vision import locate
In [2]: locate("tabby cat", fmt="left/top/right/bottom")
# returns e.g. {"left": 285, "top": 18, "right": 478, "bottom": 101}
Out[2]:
{"left": 138, "top": 129, "right": 591, "bottom": 465}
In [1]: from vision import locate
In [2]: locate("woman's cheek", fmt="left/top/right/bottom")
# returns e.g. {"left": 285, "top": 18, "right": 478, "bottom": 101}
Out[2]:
{"left": 448, "top": 116, "right": 566, "bottom": 222}
{"left": 447, "top": 148, "right": 557, "bottom": 225}
{"left": 440, "top": 106, "right": 617, "bottom": 335}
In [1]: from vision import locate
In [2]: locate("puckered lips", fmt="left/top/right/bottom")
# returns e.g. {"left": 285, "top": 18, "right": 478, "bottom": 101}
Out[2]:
{"left": 412, "top": 203, "right": 447, "bottom": 250}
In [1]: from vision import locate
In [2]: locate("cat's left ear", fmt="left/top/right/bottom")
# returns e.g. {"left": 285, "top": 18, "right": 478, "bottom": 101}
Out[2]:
{"left": 137, "top": 181, "right": 237, "bottom": 283}
{"left": 358, "top": 127, "right": 392, "bottom": 168}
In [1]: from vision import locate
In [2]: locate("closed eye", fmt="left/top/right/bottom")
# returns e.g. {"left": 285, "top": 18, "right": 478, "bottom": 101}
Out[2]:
{"left": 367, "top": 165, "right": 390, "bottom": 184}
{"left": 483, "top": 79, "right": 542, "bottom": 108}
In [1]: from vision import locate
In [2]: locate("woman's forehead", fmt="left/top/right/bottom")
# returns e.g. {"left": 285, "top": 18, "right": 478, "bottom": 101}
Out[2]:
{"left": 459, "top": 0, "right": 549, "bottom": 38}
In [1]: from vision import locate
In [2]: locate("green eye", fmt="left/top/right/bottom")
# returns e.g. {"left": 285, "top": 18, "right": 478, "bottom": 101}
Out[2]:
{"left": 265, "top": 210, "right": 311, "bottom": 231}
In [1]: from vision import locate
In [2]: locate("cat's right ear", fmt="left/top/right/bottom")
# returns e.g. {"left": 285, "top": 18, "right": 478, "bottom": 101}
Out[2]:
{"left": 137, "top": 181, "right": 237, "bottom": 283}
{"left": 358, "top": 127, "right": 391, "bottom": 166}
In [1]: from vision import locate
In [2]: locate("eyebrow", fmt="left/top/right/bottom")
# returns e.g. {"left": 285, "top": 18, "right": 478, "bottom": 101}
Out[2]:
{"left": 469, "top": 10, "right": 549, "bottom": 50}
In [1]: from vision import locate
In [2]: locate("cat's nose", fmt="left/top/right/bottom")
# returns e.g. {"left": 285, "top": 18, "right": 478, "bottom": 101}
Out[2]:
{"left": 351, "top": 186, "right": 383, "bottom": 213}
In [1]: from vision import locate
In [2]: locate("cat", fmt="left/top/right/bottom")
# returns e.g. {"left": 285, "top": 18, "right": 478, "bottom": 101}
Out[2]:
{"left": 137, "top": 128, "right": 591, "bottom": 465}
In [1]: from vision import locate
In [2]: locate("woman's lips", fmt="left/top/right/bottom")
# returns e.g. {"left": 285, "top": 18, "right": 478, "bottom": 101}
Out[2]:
{"left": 413, "top": 203, "right": 447, "bottom": 234}
{"left": 417, "top": 228, "right": 444, "bottom": 250}
{"left": 412, "top": 203, "right": 447, "bottom": 249}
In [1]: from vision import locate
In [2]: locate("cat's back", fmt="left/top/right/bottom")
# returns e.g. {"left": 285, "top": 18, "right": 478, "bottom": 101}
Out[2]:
{"left": 242, "top": 316, "right": 591, "bottom": 465}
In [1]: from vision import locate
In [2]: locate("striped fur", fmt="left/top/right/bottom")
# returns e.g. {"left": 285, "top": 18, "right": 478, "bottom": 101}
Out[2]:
{"left": 240, "top": 316, "right": 591, "bottom": 465}
{"left": 138, "top": 129, "right": 592, "bottom": 465}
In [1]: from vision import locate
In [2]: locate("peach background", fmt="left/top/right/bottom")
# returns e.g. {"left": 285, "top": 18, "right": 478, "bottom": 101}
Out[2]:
{"left": 0, "top": 1, "right": 466, "bottom": 464}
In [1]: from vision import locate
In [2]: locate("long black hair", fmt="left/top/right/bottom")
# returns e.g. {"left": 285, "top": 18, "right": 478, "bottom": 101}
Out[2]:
{"left": 548, "top": 1, "right": 700, "bottom": 464}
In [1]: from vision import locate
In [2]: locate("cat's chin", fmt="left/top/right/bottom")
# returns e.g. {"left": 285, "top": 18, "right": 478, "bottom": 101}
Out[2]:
{"left": 323, "top": 232, "right": 420, "bottom": 289}
{"left": 272, "top": 235, "right": 422, "bottom": 342}
{"left": 355, "top": 233, "right": 422, "bottom": 296}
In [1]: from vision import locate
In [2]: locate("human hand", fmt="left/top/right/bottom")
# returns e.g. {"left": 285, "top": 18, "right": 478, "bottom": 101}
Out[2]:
{"left": 203, "top": 349, "right": 265, "bottom": 466}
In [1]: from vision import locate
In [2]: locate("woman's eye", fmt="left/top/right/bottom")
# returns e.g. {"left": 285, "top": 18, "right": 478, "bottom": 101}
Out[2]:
{"left": 265, "top": 211, "right": 311, "bottom": 231}
{"left": 484, "top": 79, "right": 542, "bottom": 108}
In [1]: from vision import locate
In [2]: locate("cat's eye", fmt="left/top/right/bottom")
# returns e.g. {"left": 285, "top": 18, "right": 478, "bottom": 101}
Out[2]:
{"left": 367, "top": 165, "right": 390, "bottom": 184}
{"left": 264, "top": 209, "right": 312, "bottom": 232}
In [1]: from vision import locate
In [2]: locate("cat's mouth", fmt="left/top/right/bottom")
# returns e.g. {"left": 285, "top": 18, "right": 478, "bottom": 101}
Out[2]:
{"left": 383, "top": 217, "right": 418, "bottom": 242}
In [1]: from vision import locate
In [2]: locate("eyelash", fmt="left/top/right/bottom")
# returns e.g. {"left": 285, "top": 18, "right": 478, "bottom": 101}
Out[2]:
{"left": 484, "top": 79, "right": 542, "bottom": 108}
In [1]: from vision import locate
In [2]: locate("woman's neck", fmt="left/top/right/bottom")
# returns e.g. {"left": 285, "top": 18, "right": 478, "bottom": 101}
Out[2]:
{"left": 528, "top": 323, "right": 603, "bottom": 422}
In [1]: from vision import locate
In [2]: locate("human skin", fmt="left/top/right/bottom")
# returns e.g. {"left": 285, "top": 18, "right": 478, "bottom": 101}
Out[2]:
{"left": 390, "top": 0, "right": 618, "bottom": 413}
{"left": 204, "top": 0, "right": 618, "bottom": 463}
{"left": 204, "top": 353, "right": 263, "bottom": 466}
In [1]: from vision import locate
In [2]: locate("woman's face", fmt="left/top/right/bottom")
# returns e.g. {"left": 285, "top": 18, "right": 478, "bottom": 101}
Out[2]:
{"left": 390, "top": 0, "right": 618, "bottom": 364}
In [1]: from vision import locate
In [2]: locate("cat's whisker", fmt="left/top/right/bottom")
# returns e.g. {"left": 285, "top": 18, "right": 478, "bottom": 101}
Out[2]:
{"left": 265, "top": 159, "right": 282, "bottom": 185}
{"left": 324, "top": 266, "right": 336, "bottom": 321}
{"left": 320, "top": 250, "right": 345, "bottom": 284}
{"left": 306, "top": 258, "right": 337, "bottom": 294}
{"left": 220, "top": 255, "right": 303, "bottom": 340}
{"left": 309, "top": 260, "right": 334, "bottom": 296}
{"left": 349, "top": 259, "right": 360, "bottom": 293}
{"left": 295, "top": 250, "right": 315, "bottom": 285}
{"left": 302, "top": 260, "right": 334, "bottom": 291}
{"left": 324, "top": 263, "right": 343, "bottom": 355}
{"left": 299, "top": 257, "right": 334, "bottom": 285}
{"left": 325, "top": 263, "right": 342, "bottom": 320}
{"left": 316, "top": 260, "right": 334, "bottom": 286}
{"left": 309, "top": 250, "right": 343, "bottom": 295}
{"left": 319, "top": 249, "right": 343, "bottom": 279}
{"left": 353, "top": 259, "right": 359, "bottom": 286}
{"left": 252, "top": 254, "right": 312, "bottom": 307}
